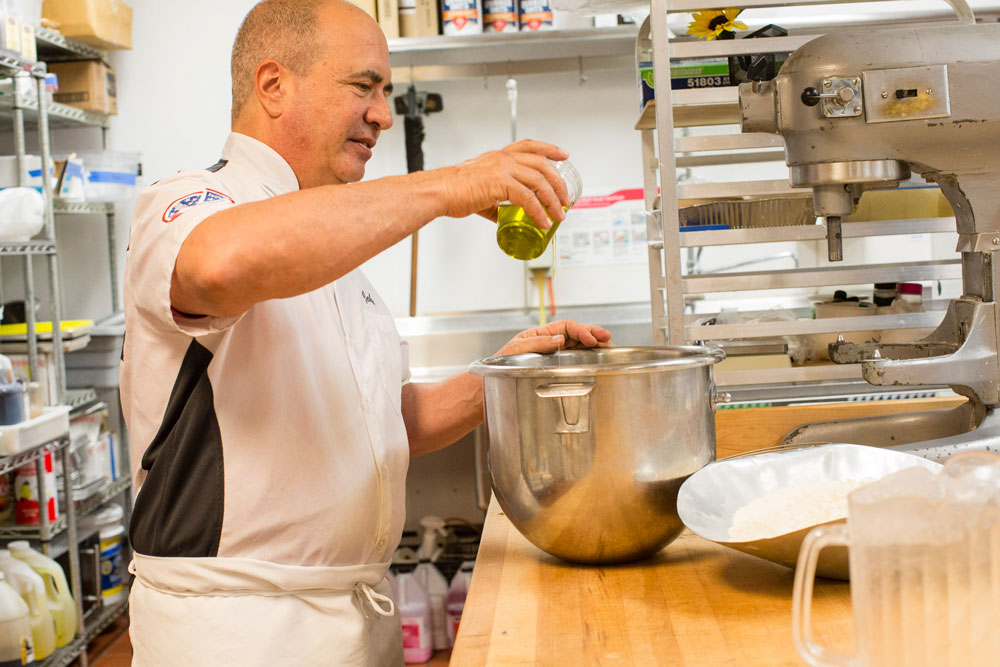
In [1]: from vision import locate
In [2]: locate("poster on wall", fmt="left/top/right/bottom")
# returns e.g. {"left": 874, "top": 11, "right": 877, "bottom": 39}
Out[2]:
{"left": 555, "top": 188, "right": 648, "bottom": 266}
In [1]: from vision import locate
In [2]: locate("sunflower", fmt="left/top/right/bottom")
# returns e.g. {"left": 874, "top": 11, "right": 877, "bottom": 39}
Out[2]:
{"left": 687, "top": 8, "right": 748, "bottom": 40}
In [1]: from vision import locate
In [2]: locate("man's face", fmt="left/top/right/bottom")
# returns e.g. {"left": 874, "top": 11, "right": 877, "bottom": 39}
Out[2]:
{"left": 285, "top": 5, "right": 394, "bottom": 187}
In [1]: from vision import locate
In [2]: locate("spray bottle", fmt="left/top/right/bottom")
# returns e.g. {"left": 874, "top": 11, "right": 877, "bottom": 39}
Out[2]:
{"left": 415, "top": 516, "right": 447, "bottom": 562}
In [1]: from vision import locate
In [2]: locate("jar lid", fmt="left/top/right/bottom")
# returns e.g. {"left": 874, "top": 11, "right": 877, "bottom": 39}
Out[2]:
{"left": 898, "top": 282, "right": 922, "bottom": 295}
{"left": 91, "top": 504, "right": 124, "bottom": 525}
{"left": 469, "top": 346, "right": 726, "bottom": 378}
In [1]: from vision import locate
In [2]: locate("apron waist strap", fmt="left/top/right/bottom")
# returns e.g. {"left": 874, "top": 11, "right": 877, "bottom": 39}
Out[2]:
{"left": 129, "top": 553, "right": 395, "bottom": 617}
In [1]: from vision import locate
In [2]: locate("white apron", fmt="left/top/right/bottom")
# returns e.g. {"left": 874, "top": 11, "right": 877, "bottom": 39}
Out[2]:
{"left": 128, "top": 553, "right": 404, "bottom": 666}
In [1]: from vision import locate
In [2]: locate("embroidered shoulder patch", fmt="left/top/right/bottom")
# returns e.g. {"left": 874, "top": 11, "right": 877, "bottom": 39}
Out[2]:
{"left": 162, "top": 188, "right": 235, "bottom": 223}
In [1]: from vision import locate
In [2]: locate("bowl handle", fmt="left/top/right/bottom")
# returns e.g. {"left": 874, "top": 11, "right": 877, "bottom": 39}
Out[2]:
{"left": 535, "top": 382, "right": 594, "bottom": 433}
{"left": 712, "top": 390, "right": 732, "bottom": 409}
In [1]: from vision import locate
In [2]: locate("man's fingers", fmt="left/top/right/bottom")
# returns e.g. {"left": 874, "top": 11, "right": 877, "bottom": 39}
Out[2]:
{"left": 499, "top": 334, "right": 564, "bottom": 356}
{"left": 508, "top": 182, "right": 551, "bottom": 230}
{"left": 504, "top": 139, "right": 569, "bottom": 161}
{"left": 511, "top": 153, "right": 570, "bottom": 208}
{"left": 492, "top": 322, "right": 612, "bottom": 358}
{"left": 511, "top": 165, "right": 564, "bottom": 226}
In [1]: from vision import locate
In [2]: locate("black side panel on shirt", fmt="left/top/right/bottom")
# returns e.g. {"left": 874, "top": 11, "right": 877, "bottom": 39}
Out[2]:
{"left": 130, "top": 339, "right": 224, "bottom": 558}
{"left": 205, "top": 159, "right": 228, "bottom": 173}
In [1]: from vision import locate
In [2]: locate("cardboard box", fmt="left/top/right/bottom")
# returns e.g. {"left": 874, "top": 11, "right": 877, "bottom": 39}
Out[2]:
{"left": 48, "top": 60, "right": 117, "bottom": 115}
{"left": 850, "top": 187, "right": 953, "bottom": 222}
{"left": 348, "top": 0, "right": 377, "bottom": 19}
{"left": 377, "top": 0, "right": 399, "bottom": 38}
{"left": 400, "top": 0, "right": 438, "bottom": 36}
{"left": 42, "top": 0, "right": 132, "bottom": 50}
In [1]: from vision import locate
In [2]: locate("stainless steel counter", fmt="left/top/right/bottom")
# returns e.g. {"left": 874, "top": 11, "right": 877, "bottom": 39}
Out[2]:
{"left": 398, "top": 302, "right": 654, "bottom": 382}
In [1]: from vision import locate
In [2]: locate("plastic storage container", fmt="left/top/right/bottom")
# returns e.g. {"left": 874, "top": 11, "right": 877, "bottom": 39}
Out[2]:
{"left": 0, "top": 155, "right": 55, "bottom": 192}
{"left": 0, "top": 572, "right": 33, "bottom": 666}
{"left": 396, "top": 570, "right": 432, "bottom": 663}
{"left": 0, "top": 406, "right": 71, "bottom": 456}
{"left": 0, "top": 549, "right": 53, "bottom": 660}
{"left": 13, "top": 452, "right": 57, "bottom": 525}
{"left": 445, "top": 561, "right": 475, "bottom": 645}
{"left": 7, "top": 0, "right": 42, "bottom": 28}
{"left": 78, "top": 151, "right": 139, "bottom": 202}
{"left": 413, "top": 560, "right": 449, "bottom": 650}
{"left": 86, "top": 504, "right": 125, "bottom": 606}
{"left": 0, "top": 381, "right": 22, "bottom": 426}
{"left": 8, "top": 541, "right": 76, "bottom": 647}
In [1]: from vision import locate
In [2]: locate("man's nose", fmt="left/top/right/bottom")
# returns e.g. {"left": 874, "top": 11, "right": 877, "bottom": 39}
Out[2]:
{"left": 367, "top": 93, "right": 394, "bottom": 131}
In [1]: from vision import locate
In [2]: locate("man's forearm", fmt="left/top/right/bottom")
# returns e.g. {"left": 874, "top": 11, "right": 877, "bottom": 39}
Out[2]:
{"left": 171, "top": 169, "right": 453, "bottom": 317}
{"left": 401, "top": 373, "right": 484, "bottom": 457}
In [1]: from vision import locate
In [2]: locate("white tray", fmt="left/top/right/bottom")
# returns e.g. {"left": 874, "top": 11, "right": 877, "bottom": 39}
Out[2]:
{"left": 0, "top": 406, "right": 70, "bottom": 456}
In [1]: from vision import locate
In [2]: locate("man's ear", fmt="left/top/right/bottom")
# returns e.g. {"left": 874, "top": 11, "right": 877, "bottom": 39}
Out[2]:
{"left": 255, "top": 59, "right": 288, "bottom": 119}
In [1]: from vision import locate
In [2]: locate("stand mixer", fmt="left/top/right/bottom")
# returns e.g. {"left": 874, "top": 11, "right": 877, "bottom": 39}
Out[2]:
{"left": 738, "top": 22, "right": 1000, "bottom": 457}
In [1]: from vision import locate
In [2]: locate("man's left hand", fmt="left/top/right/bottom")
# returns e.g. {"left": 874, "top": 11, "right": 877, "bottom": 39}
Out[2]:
{"left": 493, "top": 319, "right": 612, "bottom": 356}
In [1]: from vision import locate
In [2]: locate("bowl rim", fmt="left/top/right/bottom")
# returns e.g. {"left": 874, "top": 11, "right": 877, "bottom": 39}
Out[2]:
{"left": 468, "top": 345, "right": 726, "bottom": 377}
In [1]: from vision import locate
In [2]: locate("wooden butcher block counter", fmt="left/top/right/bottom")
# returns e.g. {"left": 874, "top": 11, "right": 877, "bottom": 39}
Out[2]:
{"left": 450, "top": 397, "right": 964, "bottom": 666}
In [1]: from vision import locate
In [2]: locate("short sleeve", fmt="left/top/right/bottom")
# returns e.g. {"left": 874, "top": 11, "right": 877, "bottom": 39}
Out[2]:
{"left": 126, "top": 175, "right": 241, "bottom": 336}
{"left": 399, "top": 338, "right": 411, "bottom": 384}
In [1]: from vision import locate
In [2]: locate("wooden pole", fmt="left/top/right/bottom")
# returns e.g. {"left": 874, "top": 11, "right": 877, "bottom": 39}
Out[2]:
{"left": 409, "top": 231, "right": 418, "bottom": 316}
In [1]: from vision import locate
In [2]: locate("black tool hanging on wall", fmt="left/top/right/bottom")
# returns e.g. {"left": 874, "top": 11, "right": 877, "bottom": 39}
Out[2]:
{"left": 395, "top": 84, "right": 443, "bottom": 316}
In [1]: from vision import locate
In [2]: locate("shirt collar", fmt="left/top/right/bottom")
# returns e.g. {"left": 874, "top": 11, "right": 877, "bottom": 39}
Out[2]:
{"left": 220, "top": 132, "right": 300, "bottom": 196}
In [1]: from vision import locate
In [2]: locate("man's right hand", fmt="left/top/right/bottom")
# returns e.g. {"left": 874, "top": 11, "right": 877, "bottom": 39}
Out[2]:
{"left": 440, "top": 139, "right": 572, "bottom": 228}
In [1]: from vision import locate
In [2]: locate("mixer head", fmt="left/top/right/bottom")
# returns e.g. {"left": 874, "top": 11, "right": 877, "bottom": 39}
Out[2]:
{"left": 738, "top": 23, "right": 1000, "bottom": 266}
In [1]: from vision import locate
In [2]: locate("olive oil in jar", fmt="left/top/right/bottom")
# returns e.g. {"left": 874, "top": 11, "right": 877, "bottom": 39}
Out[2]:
{"left": 495, "top": 159, "right": 582, "bottom": 261}
{"left": 495, "top": 204, "right": 567, "bottom": 261}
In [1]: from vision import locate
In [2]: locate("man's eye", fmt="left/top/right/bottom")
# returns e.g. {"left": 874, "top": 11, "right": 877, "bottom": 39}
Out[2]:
{"left": 355, "top": 83, "right": 372, "bottom": 92}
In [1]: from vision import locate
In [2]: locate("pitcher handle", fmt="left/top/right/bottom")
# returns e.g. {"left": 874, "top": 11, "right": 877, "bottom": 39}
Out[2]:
{"left": 792, "top": 523, "right": 853, "bottom": 667}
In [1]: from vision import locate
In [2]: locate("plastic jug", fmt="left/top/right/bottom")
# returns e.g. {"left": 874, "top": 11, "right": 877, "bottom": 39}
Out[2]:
{"left": 413, "top": 560, "right": 449, "bottom": 650}
{"left": 0, "top": 572, "right": 33, "bottom": 666}
{"left": 8, "top": 542, "right": 75, "bottom": 648}
{"left": 396, "top": 570, "right": 432, "bottom": 663}
{"left": 0, "top": 551, "right": 53, "bottom": 660}
{"left": 794, "top": 451, "right": 1000, "bottom": 666}
{"left": 445, "top": 561, "right": 475, "bottom": 646}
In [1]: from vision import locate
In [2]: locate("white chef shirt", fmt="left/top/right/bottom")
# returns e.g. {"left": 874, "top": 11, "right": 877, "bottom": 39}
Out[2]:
{"left": 121, "top": 132, "right": 410, "bottom": 567}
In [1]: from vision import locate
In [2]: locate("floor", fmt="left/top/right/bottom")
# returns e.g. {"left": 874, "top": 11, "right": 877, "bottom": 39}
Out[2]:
{"left": 72, "top": 614, "right": 131, "bottom": 667}
{"left": 80, "top": 618, "right": 453, "bottom": 666}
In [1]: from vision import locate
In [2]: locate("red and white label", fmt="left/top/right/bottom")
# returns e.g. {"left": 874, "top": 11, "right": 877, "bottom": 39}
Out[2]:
{"left": 573, "top": 188, "right": 645, "bottom": 210}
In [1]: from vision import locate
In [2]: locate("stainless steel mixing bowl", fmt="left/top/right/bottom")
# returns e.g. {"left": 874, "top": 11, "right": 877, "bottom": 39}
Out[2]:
{"left": 468, "top": 346, "right": 725, "bottom": 564}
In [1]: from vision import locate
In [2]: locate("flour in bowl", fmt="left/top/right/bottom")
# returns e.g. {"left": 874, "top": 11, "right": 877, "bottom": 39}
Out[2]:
{"left": 727, "top": 478, "right": 870, "bottom": 542}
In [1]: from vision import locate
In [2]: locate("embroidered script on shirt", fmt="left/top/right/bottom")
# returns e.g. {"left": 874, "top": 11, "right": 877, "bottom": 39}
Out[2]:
{"left": 362, "top": 291, "right": 375, "bottom": 306}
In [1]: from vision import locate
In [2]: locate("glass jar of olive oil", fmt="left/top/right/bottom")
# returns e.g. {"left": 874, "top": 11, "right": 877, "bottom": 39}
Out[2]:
{"left": 496, "top": 159, "right": 582, "bottom": 261}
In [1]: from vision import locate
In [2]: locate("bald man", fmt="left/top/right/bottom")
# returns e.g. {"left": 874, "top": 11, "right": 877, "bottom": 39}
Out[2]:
{"left": 121, "top": 0, "right": 609, "bottom": 664}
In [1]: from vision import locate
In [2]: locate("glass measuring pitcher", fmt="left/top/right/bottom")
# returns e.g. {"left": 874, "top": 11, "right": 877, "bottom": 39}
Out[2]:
{"left": 496, "top": 159, "right": 582, "bottom": 261}
{"left": 792, "top": 451, "right": 1000, "bottom": 666}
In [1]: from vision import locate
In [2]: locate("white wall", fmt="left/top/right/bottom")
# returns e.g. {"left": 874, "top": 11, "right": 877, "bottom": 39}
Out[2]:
{"left": 94, "top": 0, "right": 649, "bottom": 321}
{"left": 50, "top": 1, "right": 963, "bottom": 324}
